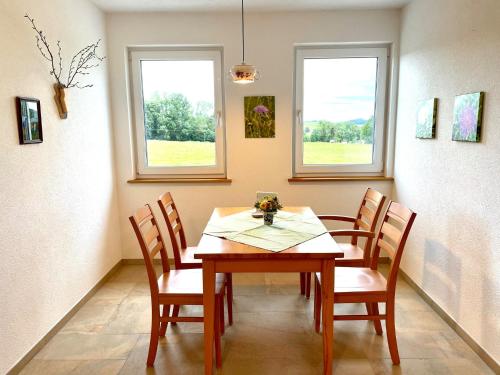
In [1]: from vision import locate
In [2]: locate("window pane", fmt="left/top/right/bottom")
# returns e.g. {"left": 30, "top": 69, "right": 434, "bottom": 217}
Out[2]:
{"left": 140, "top": 60, "right": 216, "bottom": 167}
{"left": 302, "top": 57, "right": 377, "bottom": 165}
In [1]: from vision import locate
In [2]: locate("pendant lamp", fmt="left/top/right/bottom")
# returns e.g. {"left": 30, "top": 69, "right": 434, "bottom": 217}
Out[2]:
{"left": 230, "top": 0, "right": 258, "bottom": 84}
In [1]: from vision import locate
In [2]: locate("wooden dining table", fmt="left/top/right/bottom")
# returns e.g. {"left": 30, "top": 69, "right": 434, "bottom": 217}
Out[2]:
{"left": 194, "top": 207, "right": 344, "bottom": 374}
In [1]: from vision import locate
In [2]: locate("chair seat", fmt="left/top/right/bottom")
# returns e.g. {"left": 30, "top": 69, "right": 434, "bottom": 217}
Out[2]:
{"left": 335, "top": 267, "right": 387, "bottom": 294}
{"left": 336, "top": 243, "right": 365, "bottom": 265}
{"left": 178, "top": 246, "right": 202, "bottom": 268}
{"left": 316, "top": 267, "right": 387, "bottom": 299}
{"left": 158, "top": 269, "right": 224, "bottom": 296}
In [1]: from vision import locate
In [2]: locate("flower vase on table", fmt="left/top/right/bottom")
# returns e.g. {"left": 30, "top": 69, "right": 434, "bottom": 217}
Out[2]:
{"left": 255, "top": 195, "right": 283, "bottom": 226}
{"left": 263, "top": 211, "right": 276, "bottom": 225}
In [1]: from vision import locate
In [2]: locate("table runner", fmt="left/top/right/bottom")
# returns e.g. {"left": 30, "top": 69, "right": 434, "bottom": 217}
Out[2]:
{"left": 203, "top": 209, "right": 328, "bottom": 252}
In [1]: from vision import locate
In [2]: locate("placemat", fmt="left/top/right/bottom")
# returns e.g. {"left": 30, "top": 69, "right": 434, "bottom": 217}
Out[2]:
{"left": 203, "top": 209, "right": 327, "bottom": 252}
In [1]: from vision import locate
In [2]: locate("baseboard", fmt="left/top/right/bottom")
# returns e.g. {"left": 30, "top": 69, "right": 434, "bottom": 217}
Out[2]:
{"left": 122, "top": 258, "right": 173, "bottom": 265}
{"left": 7, "top": 260, "right": 123, "bottom": 375}
{"left": 399, "top": 270, "right": 499, "bottom": 374}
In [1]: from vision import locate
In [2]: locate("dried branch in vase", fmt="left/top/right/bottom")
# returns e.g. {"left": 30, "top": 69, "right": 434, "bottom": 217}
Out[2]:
{"left": 25, "top": 14, "right": 105, "bottom": 89}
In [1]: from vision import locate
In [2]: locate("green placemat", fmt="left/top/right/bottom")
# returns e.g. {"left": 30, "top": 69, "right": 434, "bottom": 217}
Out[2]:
{"left": 203, "top": 209, "right": 327, "bottom": 252}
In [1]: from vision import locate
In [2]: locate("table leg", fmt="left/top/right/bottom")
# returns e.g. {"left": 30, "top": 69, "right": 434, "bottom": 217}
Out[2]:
{"left": 203, "top": 260, "right": 216, "bottom": 375}
{"left": 321, "top": 259, "right": 335, "bottom": 374}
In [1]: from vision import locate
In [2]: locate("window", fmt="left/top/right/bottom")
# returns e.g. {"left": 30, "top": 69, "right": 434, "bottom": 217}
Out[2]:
{"left": 294, "top": 46, "right": 388, "bottom": 176}
{"left": 130, "top": 48, "right": 225, "bottom": 177}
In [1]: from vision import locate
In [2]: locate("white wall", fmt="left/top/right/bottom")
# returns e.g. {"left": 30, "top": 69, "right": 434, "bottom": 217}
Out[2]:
{"left": 394, "top": 0, "right": 500, "bottom": 363}
{"left": 106, "top": 9, "right": 400, "bottom": 259}
{"left": 0, "top": 0, "right": 122, "bottom": 373}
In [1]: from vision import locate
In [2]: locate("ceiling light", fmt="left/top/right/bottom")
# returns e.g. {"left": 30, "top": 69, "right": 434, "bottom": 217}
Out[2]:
{"left": 230, "top": 0, "right": 259, "bottom": 84}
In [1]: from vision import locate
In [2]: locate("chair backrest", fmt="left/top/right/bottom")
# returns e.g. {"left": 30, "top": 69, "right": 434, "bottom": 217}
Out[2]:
{"left": 157, "top": 192, "right": 187, "bottom": 268}
{"left": 352, "top": 188, "right": 386, "bottom": 247}
{"left": 370, "top": 201, "right": 417, "bottom": 295}
{"left": 129, "top": 204, "right": 170, "bottom": 295}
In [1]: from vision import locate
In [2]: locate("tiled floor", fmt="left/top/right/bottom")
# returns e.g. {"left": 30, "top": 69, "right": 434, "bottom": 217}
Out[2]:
{"left": 21, "top": 265, "right": 493, "bottom": 374}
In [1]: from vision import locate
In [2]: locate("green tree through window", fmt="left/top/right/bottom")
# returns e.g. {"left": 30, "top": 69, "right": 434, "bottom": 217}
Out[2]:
{"left": 144, "top": 93, "right": 215, "bottom": 143}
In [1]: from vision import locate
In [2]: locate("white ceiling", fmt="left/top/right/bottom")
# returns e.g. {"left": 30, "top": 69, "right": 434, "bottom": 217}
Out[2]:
{"left": 90, "top": 0, "right": 411, "bottom": 13}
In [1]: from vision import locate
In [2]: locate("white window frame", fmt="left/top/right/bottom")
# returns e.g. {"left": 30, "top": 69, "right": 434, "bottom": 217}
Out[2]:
{"left": 293, "top": 45, "right": 388, "bottom": 176}
{"left": 130, "top": 48, "right": 226, "bottom": 177}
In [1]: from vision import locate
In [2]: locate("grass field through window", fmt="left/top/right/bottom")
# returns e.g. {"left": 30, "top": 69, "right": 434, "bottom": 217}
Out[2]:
{"left": 147, "top": 140, "right": 216, "bottom": 166}
{"left": 303, "top": 142, "right": 372, "bottom": 165}
{"left": 147, "top": 140, "right": 372, "bottom": 166}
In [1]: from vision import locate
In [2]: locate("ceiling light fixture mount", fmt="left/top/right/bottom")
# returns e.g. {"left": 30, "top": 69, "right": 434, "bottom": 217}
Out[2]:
{"left": 230, "top": 0, "right": 258, "bottom": 84}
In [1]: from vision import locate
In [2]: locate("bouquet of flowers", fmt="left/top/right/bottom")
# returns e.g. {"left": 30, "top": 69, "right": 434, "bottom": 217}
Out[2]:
{"left": 254, "top": 195, "right": 283, "bottom": 213}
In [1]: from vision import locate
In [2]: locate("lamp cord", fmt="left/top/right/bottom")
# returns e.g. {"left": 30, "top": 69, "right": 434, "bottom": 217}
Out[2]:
{"left": 241, "top": 0, "right": 245, "bottom": 63}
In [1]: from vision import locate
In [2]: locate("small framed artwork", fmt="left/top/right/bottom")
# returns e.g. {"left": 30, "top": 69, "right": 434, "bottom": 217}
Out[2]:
{"left": 16, "top": 97, "right": 43, "bottom": 144}
{"left": 416, "top": 98, "right": 438, "bottom": 139}
{"left": 244, "top": 96, "right": 275, "bottom": 138}
{"left": 452, "top": 92, "right": 484, "bottom": 142}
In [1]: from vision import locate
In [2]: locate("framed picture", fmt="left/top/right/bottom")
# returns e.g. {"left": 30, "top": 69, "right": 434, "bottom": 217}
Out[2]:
{"left": 416, "top": 98, "right": 438, "bottom": 139}
{"left": 244, "top": 96, "right": 275, "bottom": 138}
{"left": 452, "top": 92, "right": 484, "bottom": 142}
{"left": 16, "top": 97, "right": 43, "bottom": 144}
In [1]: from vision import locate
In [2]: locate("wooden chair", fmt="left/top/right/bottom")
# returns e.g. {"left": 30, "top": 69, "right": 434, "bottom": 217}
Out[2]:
{"left": 129, "top": 204, "right": 226, "bottom": 367}
{"left": 313, "top": 201, "right": 416, "bottom": 365}
{"left": 300, "top": 188, "right": 386, "bottom": 298}
{"left": 158, "top": 192, "right": 234, "bottom": 330}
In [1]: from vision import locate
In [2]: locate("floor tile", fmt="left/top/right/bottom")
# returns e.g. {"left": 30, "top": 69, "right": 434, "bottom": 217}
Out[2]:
{"left": 103, "top": 296, "right": 151, "bottom": 334}
{"left": 20, "top": 265, "right": 494, "bottom": 375}
{"left": 19, "top": 359, "right": 82, "bottom": 375}
{"left": 119, "top": 334, "right": 205, "bottom": 375}
{"left": 35, "top": 333, "right": 139, "bottom": 360}
{"left": 86, "top": 282, "right": 136, "bottom": 306}
{"left": 61, "top": 305, "right": 118, "bottom": 333}
{"left": 71, "top": 359, "right": 125, "bottom": 374}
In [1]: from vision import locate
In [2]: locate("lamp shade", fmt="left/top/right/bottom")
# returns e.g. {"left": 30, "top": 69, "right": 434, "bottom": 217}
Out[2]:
{"left": 230, "top": 63, "right": 258, "bottom": 84}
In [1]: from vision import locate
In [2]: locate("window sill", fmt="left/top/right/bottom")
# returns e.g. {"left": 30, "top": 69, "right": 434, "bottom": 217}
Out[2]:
{"left": 128, "top": 177, "right": 232, "bottom": 184}
{"left": 288, "top": 176, "right": 394, "bottom": 182}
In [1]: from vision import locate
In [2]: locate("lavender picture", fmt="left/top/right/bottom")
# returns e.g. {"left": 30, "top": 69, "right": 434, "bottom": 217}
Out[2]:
{"left": 244, "top": 96, "right": 275, "bottom": 138}
{"left": 452, "top": 92, "right": 484, "bottom": 142}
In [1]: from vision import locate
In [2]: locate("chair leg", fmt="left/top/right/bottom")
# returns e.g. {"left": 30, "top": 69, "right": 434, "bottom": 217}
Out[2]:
{"left": 220, "top": 288, "right": 225, "bottom": 336}
{"left": 171, "top": 305, "right": 180, "bottom": 326}
{"left": 159, "top": 304, "right": 170, "bottom": 337}
{"left": 225, "top": 273, "right": 233, "bottom": 325}
{"left": 300, "top": 272, "right": 305, "bottom": 295}
{"left": 147, "top": 304, "right": 161, "bottom": 367}
{"left": 314, "top": 275, "right": 322, "bottom": 333}
{"left": 305, "top": 272, "right": 311, "bottom": 299}
{"left": 365, "top": 302, "right": 372, "bottom": 315}
{"left": 371, "top": 303, "right": 383, "bottom": 335}
{"left": 386, "top": 299, "right": 400, "bottom": 364}
{"left": 215, "top": 296, "right": 222, "bottom": 368}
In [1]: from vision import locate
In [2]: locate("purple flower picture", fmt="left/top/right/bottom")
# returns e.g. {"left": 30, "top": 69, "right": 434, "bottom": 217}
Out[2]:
{"left": 452, "top": 92, "right": 484, "bottom": 142}
{"left": 244, "top": 96, "right": 275, "bottom": 138}
{"left": 253, "top": 104, "right": 269, "bottom": 114}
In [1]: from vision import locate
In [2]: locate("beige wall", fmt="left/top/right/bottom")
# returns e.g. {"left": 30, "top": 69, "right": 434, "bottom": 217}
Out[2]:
{"left": 0, "top": 0, "right": 122, "bottom": 372}
{"left": 394, "top": 0, "right": 500, "bottom": 363}
{"left": 2, "top": 0, "right": 499, "bottom": 371}
{"left": 106, "top": 10, "right": 400, "bottom": 259}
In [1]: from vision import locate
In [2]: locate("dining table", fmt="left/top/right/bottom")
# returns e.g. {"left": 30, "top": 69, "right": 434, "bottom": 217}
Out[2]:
{"left": 194, "top": 206, "right": 344, "bottom": 374}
